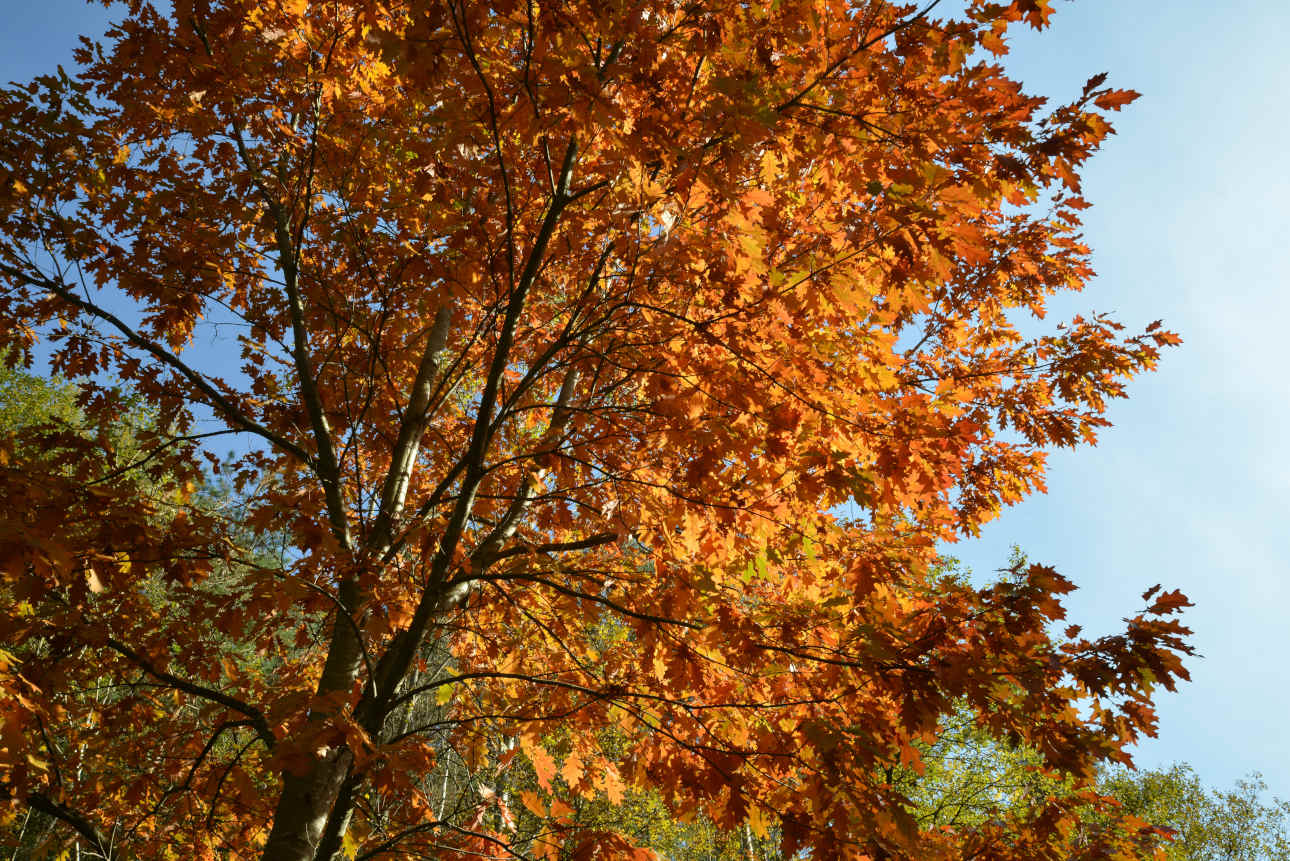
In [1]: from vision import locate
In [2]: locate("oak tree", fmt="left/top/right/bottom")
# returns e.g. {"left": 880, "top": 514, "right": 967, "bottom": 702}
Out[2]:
{"left": 0, "top": 0, "right": 1192, "bottom": 858}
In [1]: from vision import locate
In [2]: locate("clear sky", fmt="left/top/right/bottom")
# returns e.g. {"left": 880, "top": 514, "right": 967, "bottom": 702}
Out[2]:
{"left": 4, "top": 0, "right": 1287, "bottom": 801}
{"left": 945, "top": 0, "right": 1290, "bottom": 800}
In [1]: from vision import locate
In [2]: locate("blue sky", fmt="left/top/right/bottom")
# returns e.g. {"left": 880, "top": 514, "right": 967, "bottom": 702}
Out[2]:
{"left": 4, "top": 0, "right": 1287, "bottom": 800}
{"left": 950, "top": 0, "right": 1290, "bottom": 799}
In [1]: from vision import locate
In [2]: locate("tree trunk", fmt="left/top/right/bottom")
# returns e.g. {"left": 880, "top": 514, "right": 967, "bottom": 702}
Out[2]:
{"left": 260, "top": 750, "right": 353, "bottom": 861}
{"left": 260, "top": 579, "right": 365, "bottom": 861}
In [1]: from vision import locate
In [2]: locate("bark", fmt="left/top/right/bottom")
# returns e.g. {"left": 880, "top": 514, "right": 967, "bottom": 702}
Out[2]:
{"left": 259, "top": 576, "right": 363, "bottom": 860}
{"left": 260, "top": 756, "right": 350, "bottom": 860}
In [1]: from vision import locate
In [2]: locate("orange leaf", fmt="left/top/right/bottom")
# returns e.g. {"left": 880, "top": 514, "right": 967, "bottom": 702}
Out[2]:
{"left": 1094, "top": 89, "right": 1140, "bottom": 110}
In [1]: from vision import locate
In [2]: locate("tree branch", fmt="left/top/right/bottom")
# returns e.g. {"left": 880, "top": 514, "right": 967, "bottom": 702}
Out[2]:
{"left": 103, "top": 638, "right": 275, "bottom": 748}
{"left": 470, "top": 365, "right": 581, "bottom": 569}
{"left": 371, "top": 303, "right": 453, "bottom": 549}
{"left": 368, "top": 135, "right": 581, "bottom": 709}
{"left": 26, "top": 794, "right": 115, "bottom": 860}
{"left": 0, "top": 264, "right": 313, "bottom": 466}
{"left": 218, "top": 70, "right": 350, "bottom": 549}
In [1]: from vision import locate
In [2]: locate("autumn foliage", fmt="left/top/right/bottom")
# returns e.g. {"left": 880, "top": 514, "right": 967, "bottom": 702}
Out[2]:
{"left": 0, "top": 0, "right": 1191, "bottom": 859}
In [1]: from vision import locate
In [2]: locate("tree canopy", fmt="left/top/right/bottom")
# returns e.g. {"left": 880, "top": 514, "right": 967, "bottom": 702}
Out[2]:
{"left": 0, "top": 1, "right": 1191, "bottom": 859}
{"left": 1101, "top": 765, "right": 1290, "bottom": 861}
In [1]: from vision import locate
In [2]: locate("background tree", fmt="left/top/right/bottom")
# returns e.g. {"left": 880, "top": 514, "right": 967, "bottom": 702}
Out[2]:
{"left": 1101, "top": 766, "right": 1290, "bottom": 861}
{"left": 0, "top": 360, "right": 282, "bottom": 859}
{"left": 895, "top": 702, "right": 1290, "bottom": 861}
{"left": 0, "top": 358, "right": 80, "bottom": 434}
{"left": 0, "top": 363, "right": 97, "bottom": 860}
{"left": 0, "top": 1, "right": 1191, "bottom": 859}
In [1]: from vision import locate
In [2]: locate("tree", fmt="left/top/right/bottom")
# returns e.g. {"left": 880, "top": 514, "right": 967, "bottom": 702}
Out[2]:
{"left": 0, "top": 1, "right": 1192, "bottom": 859}
{"left": 0, "top": 359, "right": 279, "bottom": 859}
{"left": 893, "top": 698, "right": 1290, "bottom": 861}
{"left": 0, "top": 357, "right": 80, "bottom": 435}
{"left": 1101, "top": 765, "right": 1290, "bottom": 861}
